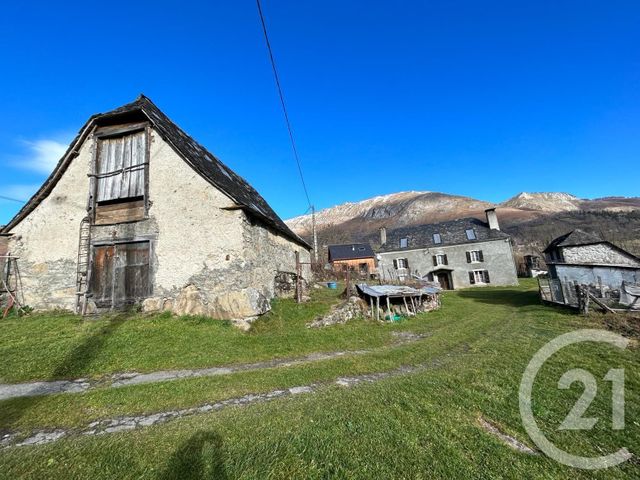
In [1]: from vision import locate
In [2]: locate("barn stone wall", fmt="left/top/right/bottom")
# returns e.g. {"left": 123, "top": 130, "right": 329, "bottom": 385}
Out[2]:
{"left": 562, "top": 244, "right": 640, "bottom": 266}
{"left": 5, "top": 126, "right": 310, "bottom": 319}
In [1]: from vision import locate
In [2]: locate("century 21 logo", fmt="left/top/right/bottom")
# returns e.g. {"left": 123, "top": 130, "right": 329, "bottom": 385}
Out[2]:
{"left": 519, "top": 330, "right": 632, "bottom": 470}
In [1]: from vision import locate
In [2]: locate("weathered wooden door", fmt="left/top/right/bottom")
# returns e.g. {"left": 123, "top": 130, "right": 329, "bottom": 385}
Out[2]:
{"left": 89, "top": 242, "right": 150, "bottom": 309}
{"left": 90, "top": 245, "right": 116, "bottom": 308}
{"left": 437, "top": 272, "right": 452, "bottom": 290}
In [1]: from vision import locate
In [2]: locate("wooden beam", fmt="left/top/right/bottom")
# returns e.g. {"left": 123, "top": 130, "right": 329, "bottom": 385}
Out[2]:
{"left": 588, "top": 293, "right": 616, "bottom": 314}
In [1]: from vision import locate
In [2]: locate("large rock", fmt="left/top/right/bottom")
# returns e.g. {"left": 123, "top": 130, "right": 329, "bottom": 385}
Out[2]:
{"left": 307, "top": 296, "right": 368, "bottom": 328}
{"left": 173, "top": 284, "right": 208, "bottom": 316}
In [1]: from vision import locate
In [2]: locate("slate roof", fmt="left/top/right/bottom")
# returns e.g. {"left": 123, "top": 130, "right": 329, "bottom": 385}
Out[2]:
{"left": 328, "top": 243, "right": 375, "bottom": 262}
{"left": 543, "top": 229, "right": 640, "bottom": 263}
{"left": 543, "top": 229, "right": 603, "bottom": 253}
{"left": 1, "top": 95, "right": 309, "bottom": 249}
{"left": 377, "top": 217, "right": 510, "bottom": 253}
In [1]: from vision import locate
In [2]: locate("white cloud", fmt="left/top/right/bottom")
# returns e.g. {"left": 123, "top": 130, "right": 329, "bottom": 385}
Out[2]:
{"left": 17, "top": 139, "right": 69, "bottom": 174}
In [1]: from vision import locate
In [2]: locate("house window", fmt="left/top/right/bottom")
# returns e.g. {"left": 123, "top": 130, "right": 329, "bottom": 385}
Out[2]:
{"left": 393, "top": 258, "right": 409, "bottom": 270}
{"left": 432, "top": 254, "right": 448, "bottom": 266}
{"left": 89, "top": 241, "right": 151, "bottom": 308}
{"left": 468, "top": 270, "right": 490, "bottom": 285}
{"left": 400, "top": 237, "right": 408, "bottom": 248}
{"left": 465, "top": 229, "right": 477, "bottom": 240}
{"left": 433, "top": 233, "right": 442, "bottom": 244}
{"left": 359, "top": 262, "right": 368, "bottom": 274}
{"left": 94, "top": 129, "right": 147, "bottom": 224}
{"left": 466, "top": 250, "right": 484, "bottom": 263}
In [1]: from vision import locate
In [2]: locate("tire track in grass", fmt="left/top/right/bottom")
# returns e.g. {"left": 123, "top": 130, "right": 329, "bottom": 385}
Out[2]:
{"left": 0, "top": 332, "right": 427, "bottom": 401}
{"left": 1, "top": 361, "right": 439, "bottom": 449}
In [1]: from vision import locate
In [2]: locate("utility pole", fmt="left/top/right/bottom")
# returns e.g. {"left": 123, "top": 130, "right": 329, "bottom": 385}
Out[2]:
{"left": 311, "top": 205, "right": 318, "bottom": 264}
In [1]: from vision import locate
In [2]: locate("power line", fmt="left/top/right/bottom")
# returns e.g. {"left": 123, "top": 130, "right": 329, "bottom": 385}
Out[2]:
{"left": 256, "top": 0, "right": 312, "bottom": 209}
{"left": 0, "top": 195, "right": 26, "bottom": 204}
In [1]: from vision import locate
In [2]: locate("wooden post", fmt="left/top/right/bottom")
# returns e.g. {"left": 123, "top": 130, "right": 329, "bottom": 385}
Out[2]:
{"left": 346, "top": 267, "right": 351, "bottom": 298}
{"left": 376, "top": 297, "right": 380, "bottom": 321}
{"left": 295, "top": 251, "right": 302, "bottom": 303}
{"left": 386, "top": 297, "right": 392, "bottom": 321}
{"left": 369, "top": 297, "right": 374, "bottom": 318}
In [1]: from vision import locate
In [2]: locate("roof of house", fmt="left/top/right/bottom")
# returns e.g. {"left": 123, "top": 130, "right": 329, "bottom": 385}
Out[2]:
{"left": 543, "top": 229, "right": 640, "bottom": 263}
{"left": 542, "top": 229, "right": 604, "bottom": 253}
{"left": 377, "top": 217, "right": 510, "bottom": 253}
{"left": 1, "top": 95, "right": 309, "bottom": 249}
{"left": 328, "top": 243, "right": 375, "bottom": 261}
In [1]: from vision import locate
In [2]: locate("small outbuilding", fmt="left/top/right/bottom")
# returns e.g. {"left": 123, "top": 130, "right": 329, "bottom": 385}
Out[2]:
{"left": 356, "top": 283, "right": 441, "bottom": 321}
{"left": 541, "top": 229, "right": 640, "bottom": 307}
{"left": 327, "top": 243, "right": 376, "bottom": 276}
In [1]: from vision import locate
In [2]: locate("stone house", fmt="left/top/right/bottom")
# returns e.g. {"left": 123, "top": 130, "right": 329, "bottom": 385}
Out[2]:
{"left": 543, "top": 229, "right": 640, "bottom": 293}
{"left": 376, "top": 208, "right": 518, "bottom": 289}
{"left": 327, "top": 243, "right": 376, "bottom": 276}
{"left": 0, "top": 95, "right": 311, "bottom": 320}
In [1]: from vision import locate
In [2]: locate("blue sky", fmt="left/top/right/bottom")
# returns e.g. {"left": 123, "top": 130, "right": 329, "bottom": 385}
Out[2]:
{"left": 1, "top": 1, "right": 639, "bottom": 225}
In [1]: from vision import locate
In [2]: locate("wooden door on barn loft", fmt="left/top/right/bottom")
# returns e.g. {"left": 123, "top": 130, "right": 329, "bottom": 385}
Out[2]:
{"left": 89, "top": 241, "right": 150, "bottom": 309}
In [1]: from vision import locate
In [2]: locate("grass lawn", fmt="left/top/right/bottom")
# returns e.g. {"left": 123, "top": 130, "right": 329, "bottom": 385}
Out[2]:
{"left": 0, "top": 285, "right": 388, "bottom": 383}
{"left": 0, "top": 279, "right": 638, "bottom": 479}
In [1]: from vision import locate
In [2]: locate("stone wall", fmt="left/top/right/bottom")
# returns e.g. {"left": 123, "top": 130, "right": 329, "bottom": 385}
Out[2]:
{"left": 138, "top": 132, "right": 311, "bottom": 319}
{"left": 6, "top": 126, "right": 310, "bottom": 319}
{"left": 562, "top": 244, "right": 640, "bottom": 266}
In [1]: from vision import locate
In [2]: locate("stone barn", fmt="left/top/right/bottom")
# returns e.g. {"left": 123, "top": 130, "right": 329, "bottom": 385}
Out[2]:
{"left": 1, "top": 95, "right": 311, "bottom": 320}
{"left": 543, "top": 229, "right": 640, "bottom": 292}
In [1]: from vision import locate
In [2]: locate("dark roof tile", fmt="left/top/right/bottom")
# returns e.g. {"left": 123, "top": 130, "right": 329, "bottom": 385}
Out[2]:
{"left": 328, "top": 243, "right": 375, "bottom": 261}
{"left": 543, "top": 229, "right": 603, "bottom": 253}
{"left": 377, "top": 218, "right": 510, "bottom": 252}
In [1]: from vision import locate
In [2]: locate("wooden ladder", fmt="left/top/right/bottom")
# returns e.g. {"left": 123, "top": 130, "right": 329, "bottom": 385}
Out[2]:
{"left": 75, "top": 216, "right": 92, "bottom": 314}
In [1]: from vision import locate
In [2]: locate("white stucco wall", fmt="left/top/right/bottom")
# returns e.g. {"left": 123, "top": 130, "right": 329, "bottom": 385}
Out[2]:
{"left": 7, "top": 139, "right": 92, "bottom": 309}
{"left": 555, "top": 264, "right": 640, "bottom": 290}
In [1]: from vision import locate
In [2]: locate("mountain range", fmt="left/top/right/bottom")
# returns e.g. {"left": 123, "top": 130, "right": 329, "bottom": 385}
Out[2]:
{"left": 286, "top": 191, "right": 640, "bottom": 259}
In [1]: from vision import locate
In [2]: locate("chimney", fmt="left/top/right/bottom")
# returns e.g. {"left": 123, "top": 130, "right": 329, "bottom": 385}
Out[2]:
{"left": 380, "top": 227, "right": 387, "bottom": 245}
{"left": 485, "top": 208, "right": 500, "bottom": 230}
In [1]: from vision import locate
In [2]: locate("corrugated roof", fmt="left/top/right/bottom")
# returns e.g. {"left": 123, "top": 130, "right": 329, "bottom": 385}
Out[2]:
{"left": 328, "top": 243, "right": 375, "bottom": 261}
{"left": 376, "top": 218, "right": 510, "bottom": 253}
{"left": 356, "top": 283, "right": 441, "bottom": 297}
{"left": 1, "top": 95, "right": 309, "bottom": 249}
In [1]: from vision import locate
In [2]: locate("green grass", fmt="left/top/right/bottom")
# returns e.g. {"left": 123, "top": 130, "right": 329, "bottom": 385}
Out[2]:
{"left": 0, "top": 285, "right": 393, "bottom": 383}
{"left": 0, "top": 279, "right": 638, "bottom": 479}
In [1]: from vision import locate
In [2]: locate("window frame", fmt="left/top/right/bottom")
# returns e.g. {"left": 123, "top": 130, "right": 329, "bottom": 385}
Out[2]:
{"left": 433, "top": 233, "right": 442, "bottom": 244}
{"left": 400, "top": 237, "right": 408, "bottom": 249}
{"left": 468, "top": 250, "right": 483, "bottom": 263}
{"left": 91, "top": 123, "right": 151, "bottom": 225}
{"left": 470, "top": 269, "right": 490, "bottom": 284}
{"left": 465, "top": 228, "right": 477, "bottom": 241}
{"left": 435, "top": 254, "right": 447, "bottom": 266}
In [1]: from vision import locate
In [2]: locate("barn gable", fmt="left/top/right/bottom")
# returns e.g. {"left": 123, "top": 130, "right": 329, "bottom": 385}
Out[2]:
{"left": 2, "top": 95, "right": 309, "bottom": 249}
